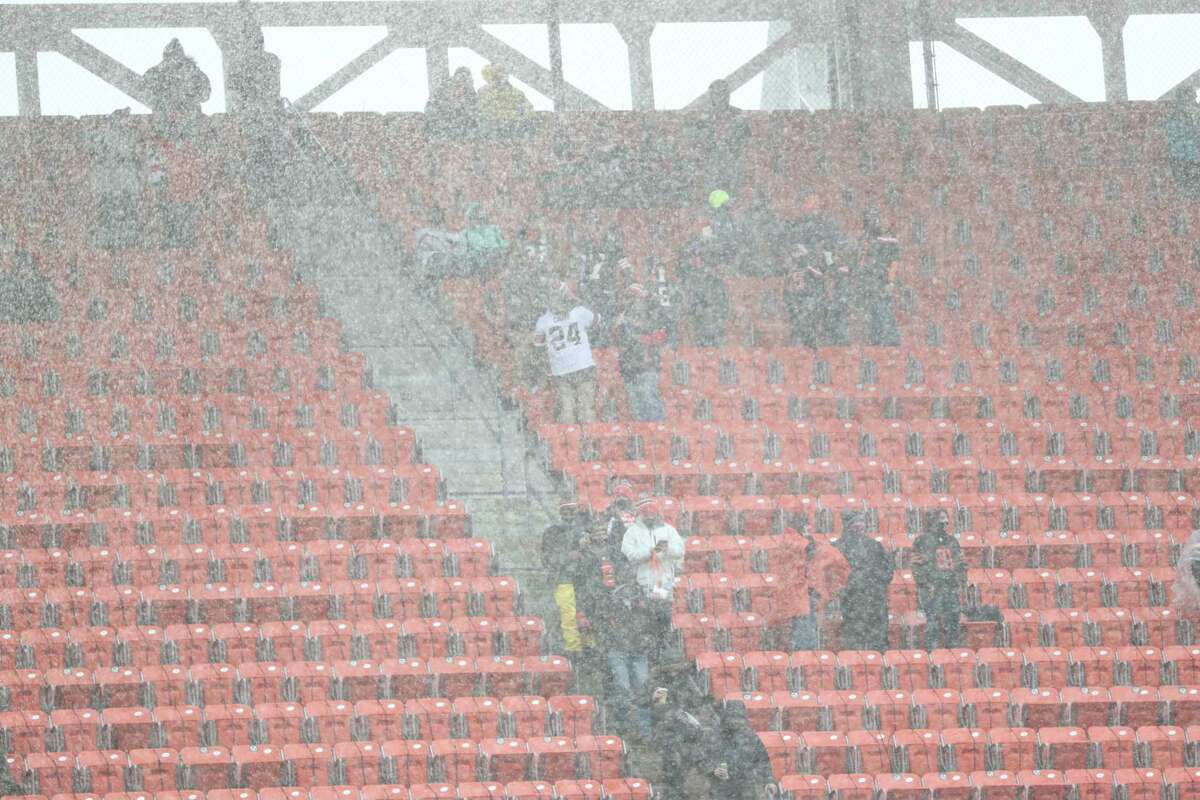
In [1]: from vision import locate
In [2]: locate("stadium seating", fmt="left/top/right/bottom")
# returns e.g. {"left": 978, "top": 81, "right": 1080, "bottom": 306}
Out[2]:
{"left": 0, "top": 117, "right": 648, "bottom": 800}
{"left": 432, "top": 102, "right": 1200, "bottom": 798}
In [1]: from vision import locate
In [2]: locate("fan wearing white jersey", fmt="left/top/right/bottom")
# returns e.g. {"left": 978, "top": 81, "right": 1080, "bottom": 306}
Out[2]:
{"left": 535, "top": 304, "right": 597, "bottom": 423}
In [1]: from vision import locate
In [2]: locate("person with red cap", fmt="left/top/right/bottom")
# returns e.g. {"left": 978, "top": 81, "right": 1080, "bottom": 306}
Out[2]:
{"left": 775, "top": 527, "right": 850, "bottom": 650}
{"left": 614, "top": 283, "right": 668, "bottom": 421}
{"left": 621, "top": 496, "right": 685, "bottom": 599}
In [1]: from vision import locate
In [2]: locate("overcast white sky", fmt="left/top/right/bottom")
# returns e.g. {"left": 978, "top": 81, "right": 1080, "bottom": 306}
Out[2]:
{"left": 0, "top": 9, "right": 1199, "bottom": 114}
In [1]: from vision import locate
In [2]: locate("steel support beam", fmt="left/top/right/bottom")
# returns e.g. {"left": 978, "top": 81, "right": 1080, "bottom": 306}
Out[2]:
{"left": 426, "top": 44, "right": 449, "bottom": 95}
{"left": 1090, "top": 8, "right": 1128, "bottom": 102}
{"left": 465, "top": 27, "right": 604, "bottom": 110}
{"left": 15, "top": 49, "right": 40, "bottom": 118}
{"left": 682, "top": 24, "right": 802, "bottom": 110}
{"left": 547, "top": 14, "right": 565, "bottom": 109}
{"left": 618, "top": 22, "right": 655, "bottom": 111}
{"left": 293, "top": 29, "right": 403, "bottom": 111}
{"left": 54, "top": 31, "right": 155, "bottom": 110}
{"left": 943, "top": 25, "right": 1084, "bottom": 104}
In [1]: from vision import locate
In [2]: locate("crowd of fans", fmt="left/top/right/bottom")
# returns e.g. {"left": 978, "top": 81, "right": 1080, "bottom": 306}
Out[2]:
{"left": 540, "top": 498, "right": 971, "bottom": 799}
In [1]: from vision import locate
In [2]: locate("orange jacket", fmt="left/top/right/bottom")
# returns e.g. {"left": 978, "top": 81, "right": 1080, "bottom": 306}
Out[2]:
{"left": 775, "top": 530, "right": 851, "bottom": 620}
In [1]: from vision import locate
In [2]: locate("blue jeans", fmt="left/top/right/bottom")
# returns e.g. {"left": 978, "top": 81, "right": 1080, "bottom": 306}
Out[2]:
{"left": 791, "top": 613, "right": 820, "bottom": 650}
{"left": 607, "top": 650, "right": 651, "bottom": 735}
{"left": 627, "top": 370, "right": 666, "bottom": 422}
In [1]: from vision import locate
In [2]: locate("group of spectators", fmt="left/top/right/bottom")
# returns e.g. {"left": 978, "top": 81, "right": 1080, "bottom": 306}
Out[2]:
{"left": 425, "top": 64, "right": 534, "bottom": 137}
{"left": 513, "top": 189, "right": 903, "bottom": 425}
{"left": 542, "top": 498, "right": 968, "bottom": 799}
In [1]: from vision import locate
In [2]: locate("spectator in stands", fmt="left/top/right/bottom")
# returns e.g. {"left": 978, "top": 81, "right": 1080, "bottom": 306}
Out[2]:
{"left": 601, "top": 479, "right": 638, "bottom": 563}
{"left": 835, "top": 511, "right": 894, "bottom": 652}
{"left": 143, "top": 38, "right": 211, "bottom": 138}
{"left": 535, "top": 294, "right": 598, "bottom": 423}
{"left": 89, "top": 108, "right": 142, "bottom": 250}
{"left": 689, "top": 79, "right": 750, "bottom": 194}
{"left": 576, "top": 229, "right": 629, "bottom": 347}
{"left": 791, "top": 193, "right": 852, "bottom": 345}
{"left": 0, "top": 249, "right": 60, "bottom": 323}
{"left": 679, "top": 249, "right": 730, "bottom": 347}
{"left": 478, "top": 64, "right": 533, "bottom": 133}
{"left": 576, "top": 576, "right": 656, "bottom": 739}
{"left": 1166, "top": 85, "right": 1200, "bottom": 199}
{"left": 783, "top": 254, "right": 828, "bottom": 349}
{"left": 778, "top": 526, "right": 850, "bottom": 650}
{"left": 912, "top": 509, "right": 966, "bottom": 650}
{"left": 651, "top": 683, "right": 720, "bottom": 800}
{"left": 858, "top": 212, "right": 902, "bottom": 346}
{"left": 621, "top": 497, "right": 685, "bottom": 601}
{"left": 227, "top": 21, "right": 281, "bottom": 115}
{"left": 425, "top": 67, "right": 479, "bottom": 138}
{"left": 541, "top": 501, "right": 593, "bottom": 655}
{"left": 615, "top": 284, "right": 668, "bottom": 422}
{"left": 713, "top": 700, "right": 778, "bottom": 800}
{"left": 1173, "top": 530, "right": 1200, "bottom": 611}
{"left": 462, "top": 202, "right": 507, "bottom": 273}
{"left": 412, "top": 205, "right": 464, "bottom": 285}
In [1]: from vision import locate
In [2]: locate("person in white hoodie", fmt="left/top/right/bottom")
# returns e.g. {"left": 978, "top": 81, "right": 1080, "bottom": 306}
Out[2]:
{"left": 621, "top": 497, "right": 685, "bottom": 599}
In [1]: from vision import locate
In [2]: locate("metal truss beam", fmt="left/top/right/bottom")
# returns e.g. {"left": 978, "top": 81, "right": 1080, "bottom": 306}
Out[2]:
{"left": 681, "top": 22, "right": 803, "bottom": 110}
{"left": 942, "top": 25, "right": 1084, "bottom": 104}
{"left": 464, "top": 26, "right": 604, "bottom": 110}
{"left": 53, "top": 31, "right": 156, "bottom": 109}
{"left": 292, "top": 29, "right": 404, "bottom": 111}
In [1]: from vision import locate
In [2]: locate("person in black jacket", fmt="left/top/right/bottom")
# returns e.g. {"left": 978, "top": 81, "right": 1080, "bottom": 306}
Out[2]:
{"left": 680, "top": 249, "right": 731, "bottom": 347}
{"left": 835, "top": 510, "right": 895, "bottom": 652}
{"left": 542, "top": 501, "right": 592, "bottom": 655}
{"left": 615, "top": 284, "right": 668, "bottom": 421}
{"left": 712, "top": 700, "right": 777, "bottom": 800}
{"left": 912, "top": 509, "right": 966, "bottom": 650}
{"left": 651, "top": 683, "right": 720, "bottom": 800}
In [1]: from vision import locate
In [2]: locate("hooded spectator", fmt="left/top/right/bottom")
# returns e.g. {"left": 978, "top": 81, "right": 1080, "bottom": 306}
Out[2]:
{"left": 143, "top": 38, "right": 211, "bottom": 137}
{"left": 776, "top": 527, "right": 850, "bottom": 650}
{"left": 478, "top": 64, "right": 533, "bottom": 132}
{"left": 621, "top": 497, "right": 685, "bottom": 599}
{"left": 835, "top": 511, "right": 895, "bottom": 652}
{"left": 713, "top": 700, "right": 777, "bottom": 800}
{"left": 912, "top": 509, "right": 967, "bottom": 650}
{"left": 600, "top": 479, "right": 638, "bottom": 565}
{"left": 615, "top": 284, "right": 668, "bottom": 422}
{"left": 426, "top": 66, "right": 479, "bottom": 138}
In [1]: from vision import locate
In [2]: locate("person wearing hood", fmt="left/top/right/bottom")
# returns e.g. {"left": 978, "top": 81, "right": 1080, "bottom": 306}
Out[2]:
{"left": 775, "top": 526, "right": 850, "bottom": 651}
{"left": 912, "top": 509, "right": 967, "bottom": 650}
{"left": 226, "top": 21, "right": 281, "bottom": 115}
{"left": 143, "top": 38, "right": 211, "bottom": 136}
{"left": 478, "top": 63, "right": 532, "bottom": 132}
{"left": 600, "top": 480, "right": 638, "bottom": 566}
{"left": 621, "top": 497, "right": 685, "bottom": 599}
{"left": 712, "top": 700, "right": 777, "bottom": 800}
{"left": 835, "top": 510, "right": 895, "bottom": 652}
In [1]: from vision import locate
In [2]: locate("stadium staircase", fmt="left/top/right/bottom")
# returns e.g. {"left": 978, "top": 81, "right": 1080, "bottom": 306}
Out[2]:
{"left": 263, "top": 117, "right": 561, "bottom": 602}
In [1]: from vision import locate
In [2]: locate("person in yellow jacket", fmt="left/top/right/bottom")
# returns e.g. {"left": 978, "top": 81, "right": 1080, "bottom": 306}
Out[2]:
{"left": 479, "top": 64, "right": 532, "bottom": 131}
{"left": 541, "top": 501, "right": 592, "bottom": 652}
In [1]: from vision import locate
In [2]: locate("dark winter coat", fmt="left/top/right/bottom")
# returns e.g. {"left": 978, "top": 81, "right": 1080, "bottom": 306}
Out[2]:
{"left": 911, "top": 531, "right": 966, "bottom": 602}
